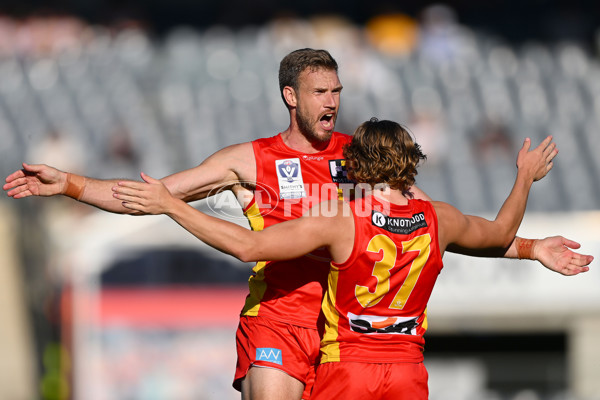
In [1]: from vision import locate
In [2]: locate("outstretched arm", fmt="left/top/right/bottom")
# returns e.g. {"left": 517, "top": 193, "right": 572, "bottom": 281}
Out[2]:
{"left": 3, "top": 142, "right": 255, "bottom": 214}
{"left": 113, "top": 173, "right": 350, "bottom": 262}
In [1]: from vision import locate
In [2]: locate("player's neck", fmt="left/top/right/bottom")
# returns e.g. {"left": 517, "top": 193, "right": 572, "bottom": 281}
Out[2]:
{"left": 281, "top": 126, "right": 331, "bottom": 154}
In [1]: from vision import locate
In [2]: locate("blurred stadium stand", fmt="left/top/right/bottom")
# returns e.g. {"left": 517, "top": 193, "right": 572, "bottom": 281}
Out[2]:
{"left": 0, "top": 2, "right": 599, "bottom": 400}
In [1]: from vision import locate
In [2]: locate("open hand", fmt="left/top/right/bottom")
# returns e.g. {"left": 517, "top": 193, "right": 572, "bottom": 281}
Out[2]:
{"left": 3, "top": 163, "right": 65, "bottom": 198}
{"left": 534, "top": 236, "right": 593, "bottom": 276}
{"left": 516, "top": 136, "right": 558, "bottom": 182}
{"left": 112, "top": 172, "right": 176, "bottom": 215}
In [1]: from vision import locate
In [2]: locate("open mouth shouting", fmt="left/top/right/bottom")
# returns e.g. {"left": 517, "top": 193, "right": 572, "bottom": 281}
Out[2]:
{"left": 320, "top": 112, "right": 336, "bottom": 132}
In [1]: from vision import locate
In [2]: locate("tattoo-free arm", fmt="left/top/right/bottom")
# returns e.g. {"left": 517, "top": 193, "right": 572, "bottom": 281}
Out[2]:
{"left": 115, "top": 173, "right": 351, "bottom": 262}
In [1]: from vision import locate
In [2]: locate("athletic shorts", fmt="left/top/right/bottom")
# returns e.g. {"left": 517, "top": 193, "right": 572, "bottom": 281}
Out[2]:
{"left": 310, "top": 361, "right": 429, "bottom": 400}
{"left": 233, "top": 316, "right": 321, "bottom": 399}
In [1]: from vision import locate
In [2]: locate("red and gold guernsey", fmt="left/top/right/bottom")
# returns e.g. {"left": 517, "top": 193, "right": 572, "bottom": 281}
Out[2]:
{"left": 241, "top": 131, "right": 353, "bottom": 328}
{"left": 320, "top": 196, "right": 444, "bottom": 363}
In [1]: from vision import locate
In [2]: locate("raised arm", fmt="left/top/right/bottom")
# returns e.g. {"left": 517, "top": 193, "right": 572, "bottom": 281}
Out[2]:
{"left": 114, "top": 172, "right": 351, "bottom": 262}
{"left": 408, "top": 138, "right": 589, "bottom": 274}
{"left": 436, "top": 136, "right": 557, "bottom": 252}
{"left": 3, "top": 142, "right": 255, "bottom": 214}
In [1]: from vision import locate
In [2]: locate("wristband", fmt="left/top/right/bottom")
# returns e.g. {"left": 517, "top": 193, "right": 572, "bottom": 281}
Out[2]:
{"left": 63, "top": 173, "right": 86, "bottom": 201}
{"left": 515, "top": 237, "right": 537, "bottom": 260}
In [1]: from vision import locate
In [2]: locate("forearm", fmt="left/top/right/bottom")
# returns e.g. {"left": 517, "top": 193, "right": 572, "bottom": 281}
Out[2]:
{"left": 446, "top": 242, "right": 511, "bottom": 258}
{"left": 165, "top": 198, "right": 332, "bottom": 263}
{"left": 67, "top": 173, "right": 142, "bottom": 214}
{"left": 166, "top": 198, "right": 257, "bottom": 261}
{"left": 447, "top": 236, "right": 537, "bottom": 260}
{"left": 492, "top": 171, "right": 534, "bottom": 246}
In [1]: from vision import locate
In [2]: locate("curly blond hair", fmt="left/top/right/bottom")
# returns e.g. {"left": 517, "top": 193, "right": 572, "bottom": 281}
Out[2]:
{"left": 343, "top": 118, "right": 426, "bottom": 195}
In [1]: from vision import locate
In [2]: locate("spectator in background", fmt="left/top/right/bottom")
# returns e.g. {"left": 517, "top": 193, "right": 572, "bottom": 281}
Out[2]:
{"left": 417, "top": 4, "right": 468, "bottom": 65}
{"left": 26, "top": 129, "right": 86, "bottom": 175}
{"left": 365, "top": 12, "right": 418, "bottom": 57}
{"left": 103, "top": 126, "right": 140, "bottom": 179}
{"left": 471, "top": 117, "right": 515, "bottom": 164}
{"left": 408, "top": 86, "right": 448, "bottom": 167}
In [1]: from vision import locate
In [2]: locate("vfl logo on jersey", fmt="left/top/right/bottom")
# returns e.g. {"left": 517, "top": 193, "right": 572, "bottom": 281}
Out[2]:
{"left": 372, "top": 211, "right": 427, "bottom": 235}
{"left": 328, "top": 159, "right": 352, "bottom": 184}
{"left": 256, "top": 347, "right": 283, "bottom": 365}
{"left": 278, "top": 159, "right": 299, "bottom": 182}
{"left": 348, "top": 312, "right": 418, "bottom": 335}
{"left": 275, "top": 158, "right": 306, "bottom": 199}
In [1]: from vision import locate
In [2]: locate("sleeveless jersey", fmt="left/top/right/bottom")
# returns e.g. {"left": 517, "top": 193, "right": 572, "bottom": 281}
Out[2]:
{"left": 320, "top": 196, "right": 443, "bottom": 363}
{"left": 241, "top": 131, "right": 353, "bottom": 328}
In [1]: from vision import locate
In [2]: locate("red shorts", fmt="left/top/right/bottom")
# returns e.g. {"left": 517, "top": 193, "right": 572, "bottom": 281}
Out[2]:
{"left": 311, "top": 361, "right": 429, "bottom": 400}
{"left": 233, "top": 316, "right": 321, "bottom": 399}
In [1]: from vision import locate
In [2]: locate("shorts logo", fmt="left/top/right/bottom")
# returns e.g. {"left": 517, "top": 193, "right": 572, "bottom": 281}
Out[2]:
{"left": 328, "top": 159, "right": 352, "bottom": 184}
{"left": 256, "top": 348, "right": 282, "bottom": 365}
{"left": 275, "top": 158, "right": 306, "bottom": 199}
{"left": 371, "top": 211, "right": 427, "bottom": 234}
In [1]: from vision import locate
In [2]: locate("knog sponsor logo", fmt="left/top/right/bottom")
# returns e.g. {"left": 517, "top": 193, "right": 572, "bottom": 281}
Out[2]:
{"left": 371, "top": 211, "right": 427, "bottom": 234}
{"left": 205, "top": 181, "right": 278, "bottom": 221}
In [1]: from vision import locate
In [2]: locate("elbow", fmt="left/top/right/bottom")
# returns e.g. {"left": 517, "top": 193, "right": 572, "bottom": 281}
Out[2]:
{"left": 236, "top": 251, "right": 254, "bottom": 263}
{"left": 500, "top": 236, "right": 516, "bottom": 249}
{"left": 234, "top": 244, "right": 261, "bottom": 263}
{"left": 230, "top": 232, "right": 273, "bottom": 263}
{"left": 495, "top": 224, "right": 518, "bottom": 249}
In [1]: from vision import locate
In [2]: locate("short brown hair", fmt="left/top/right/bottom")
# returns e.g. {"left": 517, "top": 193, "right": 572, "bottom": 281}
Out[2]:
{"left": 279, "top": 48, "right": 338, "bottom": 108}
{"left": 343, "top": 118, "right": 426, "bottom": 193}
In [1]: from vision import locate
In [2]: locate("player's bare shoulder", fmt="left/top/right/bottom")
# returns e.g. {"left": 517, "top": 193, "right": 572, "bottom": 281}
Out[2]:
{"left": 431, "top": 201, "right": 464, "bottom": 225}
{"left": 430, "top": 201, "right": 465, "bottom": 249}
{"left": 225, "top": 141, "right": 257, "bottom": 183}
{"left": 216, "top": 142, "right": 257, "bottom": 207}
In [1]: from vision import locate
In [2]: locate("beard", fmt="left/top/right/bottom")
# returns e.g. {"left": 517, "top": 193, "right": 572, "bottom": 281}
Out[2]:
{"left": 296, "top": 103, "right": 334, "bottom": 144}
